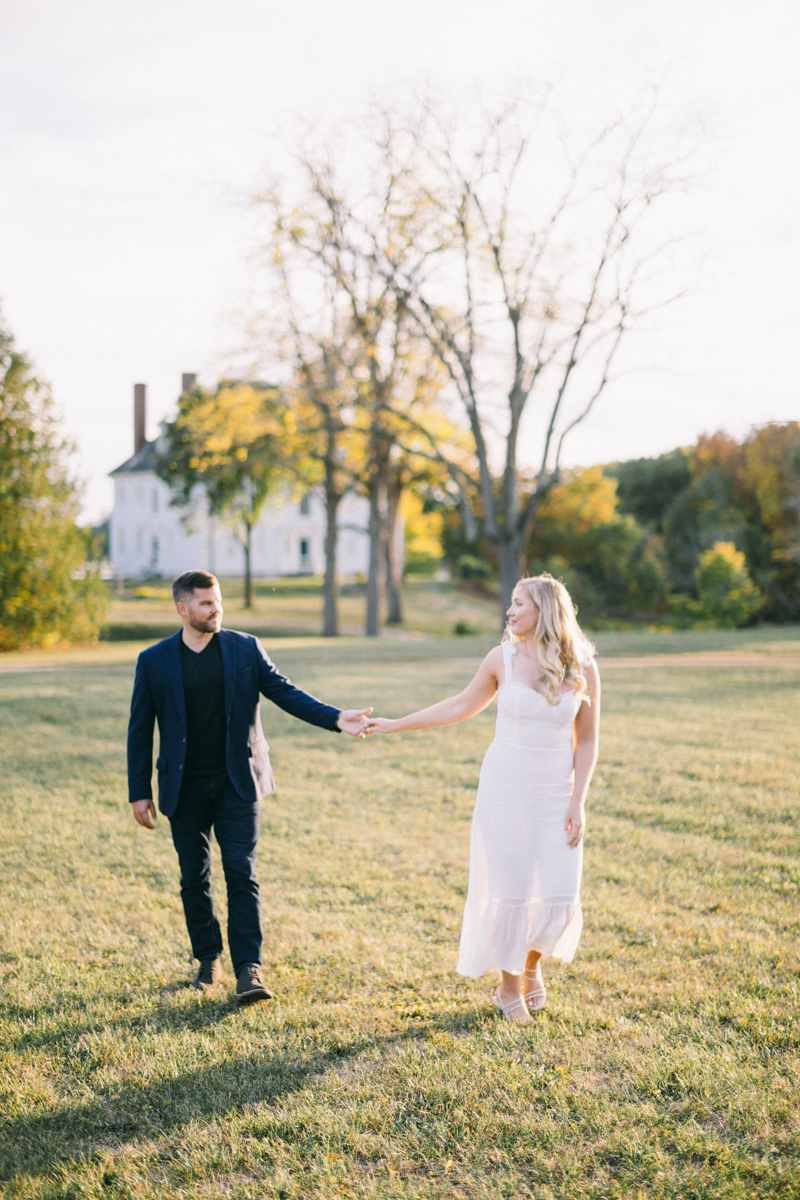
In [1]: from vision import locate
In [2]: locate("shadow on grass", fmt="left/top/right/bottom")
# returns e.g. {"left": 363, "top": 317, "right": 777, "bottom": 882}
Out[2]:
{"left": 0, "top": 1002, "right": 488, "bottom": 1179}
{"left": 6, "top": 987, "right": 245, "bottom": 1050}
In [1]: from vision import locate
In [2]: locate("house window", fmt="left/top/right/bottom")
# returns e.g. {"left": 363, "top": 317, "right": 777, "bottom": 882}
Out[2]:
{"left": 118, "top": 483, "right": 125, "bottom": 503}
{"left": 299, "top": 538, "right": 310, "bottom": 570}
{"left": 299, "top": 494, "right": 310, "bottom": 516}
{"left": 136, "top": 481, "right": 142, "bottom": 504}
{"left": 152, "top": 488, "right": 159, "bottom": 513}
{"left": 151, "top": 537, "right": 159, "bottom": 569}
{"left": 136, "top": 528, "right": 143, "bottom": 552}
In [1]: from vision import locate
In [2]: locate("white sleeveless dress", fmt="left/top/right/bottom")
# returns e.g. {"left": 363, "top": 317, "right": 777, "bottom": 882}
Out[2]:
{"left": 456, "top": 642, "right": 585, "bottom": 977}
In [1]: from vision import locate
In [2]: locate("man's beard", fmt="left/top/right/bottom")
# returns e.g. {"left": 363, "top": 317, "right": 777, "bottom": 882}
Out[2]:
{"left": 189, "top": 614, "right": 221, "bottom": 633}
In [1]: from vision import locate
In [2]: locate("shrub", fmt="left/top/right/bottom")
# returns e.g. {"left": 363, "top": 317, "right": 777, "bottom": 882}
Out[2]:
{"left": 452, "top": 619, "right": 479, "bottom": 636}
{"left": 671, "top": 541, "right": 762, "bottom": 628}
{"left": 526, "top": 467, "right": 670, "bottom": 620}
{"left": 456, "top": 554, "right": 494, "bottom": 582}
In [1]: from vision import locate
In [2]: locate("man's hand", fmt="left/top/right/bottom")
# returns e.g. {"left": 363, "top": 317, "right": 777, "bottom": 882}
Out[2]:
{"left": 336, "top": 708, "right": 373, "bottom": 738}
{"left": 132, "top": 798, "right": 157, "bottom": 829}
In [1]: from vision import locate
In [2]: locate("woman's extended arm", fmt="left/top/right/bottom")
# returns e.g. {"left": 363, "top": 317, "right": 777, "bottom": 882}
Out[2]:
{"left": 565, "top": 659, "right": 601, "bottom": 847}
{"left": 367, "top": 647, "right": 503, "bottom": 733}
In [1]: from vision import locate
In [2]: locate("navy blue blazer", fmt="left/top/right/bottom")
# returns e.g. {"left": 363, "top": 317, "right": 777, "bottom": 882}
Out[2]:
{"left": 127, "top": 629, "right": 341, "bottom": 815}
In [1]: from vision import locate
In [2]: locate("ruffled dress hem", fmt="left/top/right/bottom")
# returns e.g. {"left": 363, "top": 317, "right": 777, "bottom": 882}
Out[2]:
{"left": 456, "top": 899, "right": 583, "bottom": 977}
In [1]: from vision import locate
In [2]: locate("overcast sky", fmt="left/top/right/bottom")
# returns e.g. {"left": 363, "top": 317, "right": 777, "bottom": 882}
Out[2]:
{"left": 1, "top": 0, "right": 798, "bottom": 521}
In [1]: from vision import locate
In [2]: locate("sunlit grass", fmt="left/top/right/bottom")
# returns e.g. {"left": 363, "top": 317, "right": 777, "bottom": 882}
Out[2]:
{"left": 105, "top": 576, "right": 500, "bottom": 639}
{"left": 0, "top": 636, "right": 798, "bottom": 1198}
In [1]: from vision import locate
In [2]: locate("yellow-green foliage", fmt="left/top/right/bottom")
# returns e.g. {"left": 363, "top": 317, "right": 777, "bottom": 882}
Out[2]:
{"left": 0, "top": 320, "right": 108, "bottom": 650}
{"left": 696, "top": 542, "right": 763, "bottom": 625}
{"left": 673, "top": 542, "right": 763, "bottom": 629}
{"left": 402, "top": 491, "right": 445, "bottom": 567}
{"left": 527, "top": 466, "right": 669, "bottom": 617}
{"left": 0, "top": 634, "right": 798, "bottom": 1198}
{"left": 158, "top": 381, "right": 293, "bottom": 523}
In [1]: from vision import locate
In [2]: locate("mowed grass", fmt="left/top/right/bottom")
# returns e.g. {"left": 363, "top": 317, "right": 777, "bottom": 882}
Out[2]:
{"left": 0, "top": 635, "right": 799, "bottom": 1200}
{"left": 104, "top": 576, "right": 501, "bottom": 639}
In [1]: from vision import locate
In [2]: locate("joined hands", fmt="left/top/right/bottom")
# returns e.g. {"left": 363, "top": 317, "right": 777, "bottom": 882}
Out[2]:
{"left": 336, "top": 708, "right": 376, "bottom": 738}
{"left": 336, "top": 711, "right": 400, "bottom": 737}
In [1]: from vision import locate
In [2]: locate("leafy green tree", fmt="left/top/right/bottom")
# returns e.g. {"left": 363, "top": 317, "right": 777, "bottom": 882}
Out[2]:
{"left": 157, "top": 381, "right": 295, "bottom": 608}
{"left": 663, "top": 471, "right": 750, "bottom": 590}
{"left": 741, "top": 423, "right": 800, "bottom": 620}
{"left": 672, "top": 541, "right": 762, "bottom": 628}
{"left": 526, "top": 466, "right": 669, "bottom": 619}
{"left": 0, "top": 319, "right": 108, "bottom": 649}
{"left": 609, "top": 449, "right": 691, "bottom": 532}
{"left": 519, "top": 426, "right": 798, "bottom": 626}
{"left": 658, "top": 428, "right": 800, "bottom": 619}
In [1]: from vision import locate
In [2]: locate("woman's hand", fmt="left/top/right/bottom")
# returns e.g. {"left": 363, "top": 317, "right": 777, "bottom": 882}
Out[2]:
{"left": 364, "top": 717, "right": 400, "bottom": 734}
{"left": 565, "top": 800, "right": 586, "bottom": 847}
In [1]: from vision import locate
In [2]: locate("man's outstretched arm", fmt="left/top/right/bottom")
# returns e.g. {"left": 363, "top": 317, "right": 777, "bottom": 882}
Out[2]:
{"left": 254, "top": 639, "right": 372, "bottom": 736}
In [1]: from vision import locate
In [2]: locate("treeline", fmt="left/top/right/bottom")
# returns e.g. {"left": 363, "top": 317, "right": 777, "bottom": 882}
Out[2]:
{"left": 9, "top": 90, "right": 785, "bottom": 643}
{"left": 443, "top": 423, "right": 800, "bottom": 627}
{"left": 4, "top": 284, "right": 797, "bottom": 649}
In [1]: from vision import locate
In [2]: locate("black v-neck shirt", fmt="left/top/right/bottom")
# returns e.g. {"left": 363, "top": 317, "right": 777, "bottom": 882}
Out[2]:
{"left": 179, "top": 634, "right": 227, "bottom": 778}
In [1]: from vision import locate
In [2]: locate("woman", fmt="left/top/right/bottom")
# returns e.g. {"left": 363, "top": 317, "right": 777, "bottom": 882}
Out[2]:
{"left": 367, "top": 575, "right": 600, "bottom": 1023}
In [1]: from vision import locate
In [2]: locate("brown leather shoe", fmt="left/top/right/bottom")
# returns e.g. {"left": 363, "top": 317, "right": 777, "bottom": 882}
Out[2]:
{"left": 191, "top": 957, "right": 223, "bottom": 991}
{"left": 235, "top": 963, "right": 273, "bottom": 1005}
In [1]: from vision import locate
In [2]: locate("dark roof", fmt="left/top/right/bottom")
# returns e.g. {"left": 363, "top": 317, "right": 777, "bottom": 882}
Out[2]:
{"left": 109, "top": 439, "right": 160, "bottom": 476}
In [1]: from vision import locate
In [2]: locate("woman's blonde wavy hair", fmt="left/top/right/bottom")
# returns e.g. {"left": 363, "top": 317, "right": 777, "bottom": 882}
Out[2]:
{"left": 505, "top": 574, "right": 595, "bottom": 706}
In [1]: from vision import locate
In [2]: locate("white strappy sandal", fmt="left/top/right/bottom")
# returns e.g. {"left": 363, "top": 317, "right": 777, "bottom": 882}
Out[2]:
{"left": 523, "top": 967, "right": 547, "bottom": 1012}
{"left": 493, "top": 989, "right": 534, "bottom": 1024}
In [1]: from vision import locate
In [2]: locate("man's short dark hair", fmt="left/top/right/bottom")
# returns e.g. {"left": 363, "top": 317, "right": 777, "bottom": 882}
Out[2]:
{"left": 172, "top": 570, "right": 219, "bottom": 604}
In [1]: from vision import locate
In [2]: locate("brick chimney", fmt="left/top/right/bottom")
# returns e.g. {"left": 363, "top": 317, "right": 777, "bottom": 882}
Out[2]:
{"left": 134, "top": 383, "right": 146, "bottom": 455}
{"left": 182, "top": 373, "right": 197, "bottom": 393}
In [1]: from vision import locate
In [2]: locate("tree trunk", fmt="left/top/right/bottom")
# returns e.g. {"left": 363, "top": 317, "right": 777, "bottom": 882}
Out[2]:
{"left": 385, "top": 471, "right": 404, "bottom": 624}
{"left": 365, "top": 473, "right": 386, "bottom": 636}
{"left": 497, "top": 536, "right": 524, "bottom": 634}
{"left": 322, "top": 473, "right": 340, "bottom": 637}
{"left": 242, "top": 521, "right": 253, "bottom": 608}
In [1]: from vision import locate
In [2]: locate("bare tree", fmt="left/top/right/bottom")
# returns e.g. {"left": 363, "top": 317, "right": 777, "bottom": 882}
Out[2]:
{"left": 255, "top": 145, "right": 452, "bottom": 636}
{"left": 377, "top": 94, "right": 693, "bottom": 625}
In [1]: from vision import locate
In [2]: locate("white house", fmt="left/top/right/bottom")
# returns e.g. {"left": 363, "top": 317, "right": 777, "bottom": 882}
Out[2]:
{"left": 108, "top": 380, "right": 371, "bottom": 580}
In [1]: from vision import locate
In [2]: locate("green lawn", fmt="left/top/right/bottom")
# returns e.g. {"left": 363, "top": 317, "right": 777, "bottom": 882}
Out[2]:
{"left": 1, "top": 635, "right": 799, "bottom": 1199}
{"left": 103, "top": 576, "right": 502, "bottom": 641}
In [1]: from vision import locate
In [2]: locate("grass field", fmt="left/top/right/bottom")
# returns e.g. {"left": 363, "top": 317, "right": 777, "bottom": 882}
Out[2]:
{"left": 102, "top": 577, "right": 501, "bottom": 641}
{"left": 1, "top": 631, "right": 799, "bottom": 1199}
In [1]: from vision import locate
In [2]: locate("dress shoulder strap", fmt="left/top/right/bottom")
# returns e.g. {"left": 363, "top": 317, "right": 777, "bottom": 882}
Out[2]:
{"left": 501, "top": 641, "right": 515, "bottom": 685}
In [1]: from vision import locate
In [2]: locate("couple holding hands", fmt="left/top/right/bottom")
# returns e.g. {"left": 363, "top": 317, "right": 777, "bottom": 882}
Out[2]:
{"left": 129, "top": 570, "right": 600, "bottom": 1024}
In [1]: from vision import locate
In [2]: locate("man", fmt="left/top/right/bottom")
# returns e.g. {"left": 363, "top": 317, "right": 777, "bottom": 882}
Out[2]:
{"left": 127, "top": 569, "right": 371, "bottom": 1004}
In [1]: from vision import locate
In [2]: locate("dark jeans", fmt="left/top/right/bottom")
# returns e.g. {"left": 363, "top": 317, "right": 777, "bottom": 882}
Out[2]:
{"left": 168, "top": 771, "right": 261, "bottom": 974}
